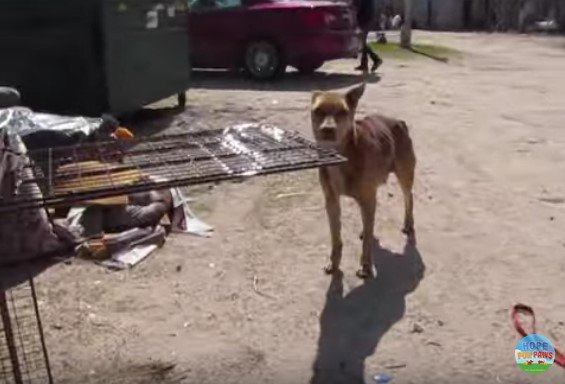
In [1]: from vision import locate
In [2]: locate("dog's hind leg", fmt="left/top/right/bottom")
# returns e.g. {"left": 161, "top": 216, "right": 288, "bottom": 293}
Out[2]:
{"left": 394, "top": 150, "right": 416, "bottom": 235}
{"left": 357, "top": 190, "right": 377, "bottom": 279}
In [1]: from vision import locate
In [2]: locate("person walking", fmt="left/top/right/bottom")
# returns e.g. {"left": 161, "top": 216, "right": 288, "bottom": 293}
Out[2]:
{"left": 353, "top": 0, "right": 382, "bottom": 73}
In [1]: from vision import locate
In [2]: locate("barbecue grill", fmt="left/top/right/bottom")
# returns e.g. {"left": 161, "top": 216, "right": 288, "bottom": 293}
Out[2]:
{"left": 0, "top": 123, "right": 345, "bottom": 213}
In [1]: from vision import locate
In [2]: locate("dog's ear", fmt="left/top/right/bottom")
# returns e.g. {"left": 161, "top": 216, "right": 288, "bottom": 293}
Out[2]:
{"left": 345, "top": 83, "right": 365, "bottom": 110}
{"left": 311, "top": 90, "right": 323, "bottom": 106}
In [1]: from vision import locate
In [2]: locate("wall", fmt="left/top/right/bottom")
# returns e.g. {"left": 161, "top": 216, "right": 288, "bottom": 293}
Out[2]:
{"left": 411, "top": 0, "right": 430, "bottom": 29}
{"left": 434, "top": 0, "right": 466, "bottom": 30}
{"left": 405, "top": 0, "right": 564, "bottom": 32}
{"left": 471, "top": 0, "right": 489, "bottom": 28}
{"left": 410, "top": 0, "right": 466, "bottom": 30}
{"left": 410, "top": 0, "right": 495, "bottom": 31}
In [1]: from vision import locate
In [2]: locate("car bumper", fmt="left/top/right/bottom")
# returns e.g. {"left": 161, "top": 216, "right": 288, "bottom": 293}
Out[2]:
{"left": 288, "top": 31, "right": 361, "bottom": 64}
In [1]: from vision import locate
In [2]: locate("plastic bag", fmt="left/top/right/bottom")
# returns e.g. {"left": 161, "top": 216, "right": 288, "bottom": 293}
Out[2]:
{"left": 0, "top": 107, "right": 118, "bottom": 151}
{"left": 0, "top": 126, "right": 25, "bottom": 198}
{"left": 0, "top": 87, "right": 20, "bottom": 108}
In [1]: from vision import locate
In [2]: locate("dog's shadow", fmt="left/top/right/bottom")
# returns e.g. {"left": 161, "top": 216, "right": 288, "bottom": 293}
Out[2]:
{"left": 310, "top": 236, "right": 425, "bottom": 384}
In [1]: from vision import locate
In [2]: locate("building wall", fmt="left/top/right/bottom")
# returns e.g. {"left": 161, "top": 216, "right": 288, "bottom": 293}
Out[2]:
{"left": 412, "top": 0, "right": 430, "bottom": 29}
{"left": 471, "top": 0, "right": 489, "bottom": 28}
{"left": 435, "top": 0, "right": 466, "bottom": 30}
{"left": 411, "top": 0, "right": 466, "bottom": 30}
{"left": 559, "top": 3, "right": 565, "bottom": 31}
{"left": 410, "top": 0, "right": 494, "bottom": 31}
{"left": 386, "top": 0, "right": 563, "bottom": 31}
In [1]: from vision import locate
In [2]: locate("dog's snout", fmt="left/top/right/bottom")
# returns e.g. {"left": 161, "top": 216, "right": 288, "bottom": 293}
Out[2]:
{"left": 320, "top": 116, "right": 336, "bottom": 131}
{"left": 317, "top": 116, "right": 337, "bottom": 141}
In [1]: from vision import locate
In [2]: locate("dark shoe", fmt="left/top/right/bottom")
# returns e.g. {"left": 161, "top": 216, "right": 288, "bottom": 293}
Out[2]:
{"left": 355, "top": 64, "right": 368, "bottom": 72}
{"left": 371, "top": 58, "right": 383, "bottom": 73}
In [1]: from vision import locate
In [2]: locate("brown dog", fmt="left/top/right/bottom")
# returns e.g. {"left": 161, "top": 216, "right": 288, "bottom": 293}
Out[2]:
{"left": 311, "top": 83, "right": 416, "bottom": 278}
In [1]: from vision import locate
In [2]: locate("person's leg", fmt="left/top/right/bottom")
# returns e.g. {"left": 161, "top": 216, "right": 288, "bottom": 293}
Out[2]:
{"left": 103, "top": 201, "right": 170, "bottom": 233}
{"left": 368, "top": 45, "right": 383, "bottom": 72}
{"left": 76, "top": 206, "right": 105, "bottom": 238}
{"left": 102, "top": 190, "right": 172, "bottom": 233}
{"left": 355, "top": 30, "right": 369, "bottom": 71}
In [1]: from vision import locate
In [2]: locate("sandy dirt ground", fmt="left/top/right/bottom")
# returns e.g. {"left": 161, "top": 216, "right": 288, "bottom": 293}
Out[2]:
{"left": 26, "top": 31, "right": 565, "bottom": 384}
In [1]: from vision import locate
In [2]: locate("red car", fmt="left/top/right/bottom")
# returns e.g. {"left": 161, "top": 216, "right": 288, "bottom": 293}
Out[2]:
{"left": 188, "top": 0, "right": 360, "bottom": 79}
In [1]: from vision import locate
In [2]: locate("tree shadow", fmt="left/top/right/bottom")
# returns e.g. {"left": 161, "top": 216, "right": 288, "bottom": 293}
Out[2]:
{"left": 408, "top": 47, "right": 449, "bottom": 63}
{"left": 118, "top": 69, "right": 382, "bottom": 137}
{"left": 310, "top": 235, "right": 425, "bottom": 384}
{"left": 190, "top": 70, "right": 381, "bottom": 92}
{"left": 119, "top": 69, "right": 382, "bottom": 137}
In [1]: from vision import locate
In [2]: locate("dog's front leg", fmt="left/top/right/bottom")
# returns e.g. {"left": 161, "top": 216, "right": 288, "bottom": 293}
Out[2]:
{"left": 320, "top": 172, "right": 342, "bottom": 274}
{"left": 357, "top": 192, "right": 376, "bottom": 279}
{"left": 324, "top": 193, "right": 342, "bottom": 274}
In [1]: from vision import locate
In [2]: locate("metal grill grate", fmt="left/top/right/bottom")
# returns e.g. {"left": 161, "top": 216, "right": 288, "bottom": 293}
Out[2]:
{"left": 0, "top": 124, "right": 345, "bottom": 213}
{"left": 0, "top": 279, "right": 52, "bottom": 384}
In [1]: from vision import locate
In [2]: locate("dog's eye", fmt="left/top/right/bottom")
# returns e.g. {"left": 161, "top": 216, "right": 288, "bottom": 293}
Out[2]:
{"left": 313, "top": 109, "right": 325, "bottom": 118}
{"left": 336, "top": 110, "right": 348, "bottom": 118}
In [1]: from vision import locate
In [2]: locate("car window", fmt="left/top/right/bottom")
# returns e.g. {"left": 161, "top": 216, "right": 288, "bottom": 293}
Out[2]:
{"left": 189, "top": 0, "right": 241, "bottom": 11}
{"left": 216, "top": 0, "right": 241, "bottom": 8}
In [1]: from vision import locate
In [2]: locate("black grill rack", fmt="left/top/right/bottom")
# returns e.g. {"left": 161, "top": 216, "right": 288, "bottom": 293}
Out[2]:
{"left": 0, "top": 124, "right": 344, "bottom": 213}
{"left": 0, "top": 279, "right": 52, "bottom": 384}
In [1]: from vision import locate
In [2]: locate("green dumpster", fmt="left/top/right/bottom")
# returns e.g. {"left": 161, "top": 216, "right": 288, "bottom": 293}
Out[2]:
{"left": 0, "top": 0, "right": 190, "bottom": 116}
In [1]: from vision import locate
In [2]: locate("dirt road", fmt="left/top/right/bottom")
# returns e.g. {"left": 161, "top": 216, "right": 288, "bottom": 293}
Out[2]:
{"left": 36, "top": 32, "right": 565, "bottom": 384}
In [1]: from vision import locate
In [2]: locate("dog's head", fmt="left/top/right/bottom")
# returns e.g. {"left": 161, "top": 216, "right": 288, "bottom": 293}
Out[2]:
{"left": 310, "top": 83, "right": 365, "bottom": 144}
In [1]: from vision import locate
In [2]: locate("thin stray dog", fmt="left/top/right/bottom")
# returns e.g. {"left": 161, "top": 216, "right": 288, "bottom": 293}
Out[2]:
{"left": 311, "top": 83, "right": 416, "bottom": 278}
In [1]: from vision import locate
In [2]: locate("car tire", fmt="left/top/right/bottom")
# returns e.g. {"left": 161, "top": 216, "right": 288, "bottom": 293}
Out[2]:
{"left": 244, "top": 40, "right": 286, "bottom": 80}
{"left": 177, "top": 92, "right": 187, "bottom": 108}
{"left": 295, "top": 61, "right": 324, "bottom": 74}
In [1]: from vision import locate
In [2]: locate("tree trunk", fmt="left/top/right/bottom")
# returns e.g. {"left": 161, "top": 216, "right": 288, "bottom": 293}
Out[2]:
{"left": 400, "top": 0, "right": 413, "bottom": 48}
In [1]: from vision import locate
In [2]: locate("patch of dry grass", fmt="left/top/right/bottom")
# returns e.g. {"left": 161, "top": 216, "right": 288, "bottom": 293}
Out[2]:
{"left": 370, "top": 42, "right": 461, "bottom": 61}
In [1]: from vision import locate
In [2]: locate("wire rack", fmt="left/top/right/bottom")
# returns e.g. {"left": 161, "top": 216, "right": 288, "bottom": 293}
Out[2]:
{"left": 0, "top": 279, "right": 52, "bottom": 384}
{"left": 0, "top": 124, "right": 345, "bottom": 213}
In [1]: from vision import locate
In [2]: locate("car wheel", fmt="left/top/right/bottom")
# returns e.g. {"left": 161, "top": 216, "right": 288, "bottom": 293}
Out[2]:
{"left": 295, "top": 61, "right": 324, "bottom": 74}
{"left": 244, "top": 41, "right": 285, "bottom": 80}
{"left": 177, "top": 92, "right": 187, "bottom": 108}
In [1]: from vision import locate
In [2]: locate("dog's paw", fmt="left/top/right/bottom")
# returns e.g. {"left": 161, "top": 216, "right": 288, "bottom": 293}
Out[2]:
{"left": 356, "top": 266, "right": 374, "bottom": 279}
{"left": 324, "top": 264, "right": 340, "bottom": 275}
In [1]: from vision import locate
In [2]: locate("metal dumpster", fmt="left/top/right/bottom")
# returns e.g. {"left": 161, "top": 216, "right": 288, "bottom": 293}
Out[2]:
{"left": 0, "top": 0, "right": 190, "bottom": 116}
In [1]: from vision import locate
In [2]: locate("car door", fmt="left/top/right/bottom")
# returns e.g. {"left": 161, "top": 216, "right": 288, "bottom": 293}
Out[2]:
{"left": 188, "top": 0, "right": 248, "bottom": 69}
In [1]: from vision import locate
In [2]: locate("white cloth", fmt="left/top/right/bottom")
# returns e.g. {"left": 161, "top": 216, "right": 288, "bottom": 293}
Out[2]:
{"left": 170, "top": 187, "right": 214, "bottom": 237}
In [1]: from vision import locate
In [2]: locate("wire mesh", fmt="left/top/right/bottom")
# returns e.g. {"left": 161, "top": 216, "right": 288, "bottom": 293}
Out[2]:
{"left": 0, "top": 124, "right": 345, "bottom": 213}
{"left": 0, "top": 279, "right": 52, "bottom": 384}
